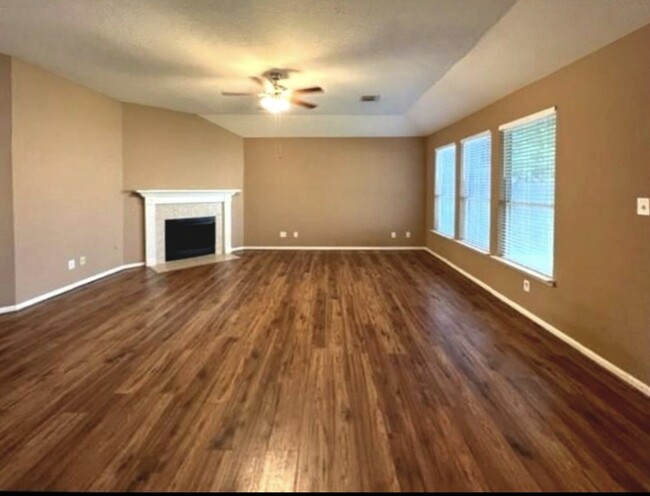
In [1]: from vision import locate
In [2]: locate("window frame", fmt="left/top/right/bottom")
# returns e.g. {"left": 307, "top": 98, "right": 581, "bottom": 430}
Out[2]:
{"left": 432, "top": 143, "right": 457, "bottom": 239}
{"left": 458, "top": 130, "right": 492, "bottom": 254}
{"left": 494, "top": 107, "right": 557, "bottom": 284}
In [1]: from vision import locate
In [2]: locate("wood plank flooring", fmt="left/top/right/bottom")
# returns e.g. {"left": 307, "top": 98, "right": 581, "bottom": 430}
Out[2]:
{"left": 0, "top": 250, "right": 648, "bottom": 491}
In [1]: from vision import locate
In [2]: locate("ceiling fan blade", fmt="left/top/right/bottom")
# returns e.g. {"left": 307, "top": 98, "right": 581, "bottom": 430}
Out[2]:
{"left": 221, "top": 91, "right": 255, "bottom": 96}
{"left": 250, "top": 76, "right": 266, "bottom": 88}
{"left": 292, "top": 98, "right": 317, "bottom": 109}
{"left": 293, "top": 86, "right": 324, "bottom": 94}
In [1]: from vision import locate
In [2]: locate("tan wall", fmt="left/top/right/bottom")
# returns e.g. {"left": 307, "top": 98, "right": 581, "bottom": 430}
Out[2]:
{"left": 0, "top": 55, "right": 14, "bottom": 306}
{"left": 122, "top": 104, "right": 244, "bottom": 262}
{"left": 244, "top": 138, "right": 425, "bottom": 247}
{"left": 11, "top": 59, "right": 124, "bottom": 302}
{"left": 425, "top": 25, "right": 650, "bottom": 384}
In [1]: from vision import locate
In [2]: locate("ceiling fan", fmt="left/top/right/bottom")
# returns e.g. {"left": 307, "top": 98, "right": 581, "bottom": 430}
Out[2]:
{"left": 222, "top": 70, "right": 323, "bottom": 114}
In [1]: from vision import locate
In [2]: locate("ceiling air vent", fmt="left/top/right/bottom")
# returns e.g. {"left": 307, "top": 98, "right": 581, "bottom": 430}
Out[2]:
{"left": 360, "top": 95, "right": 380, "bottom": 102}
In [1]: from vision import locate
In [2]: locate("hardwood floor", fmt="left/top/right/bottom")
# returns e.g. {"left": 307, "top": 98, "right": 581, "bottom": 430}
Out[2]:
{"left": 0, "top": 250, "right": 647, "bottom": 491}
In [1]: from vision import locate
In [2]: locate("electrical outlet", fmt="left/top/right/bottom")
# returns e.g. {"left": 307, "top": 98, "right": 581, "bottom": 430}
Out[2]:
{"left": 637, "top": 197, "right": 650, "bottom": 216}
{"left": 405, "top": 231, "right": 411, "bottom": 239}
{"left": 293, "top": 231, "right": 299, "bottom": 238}
{"left": 279, "top": 231, "right": 287, "bottom": 238}
{"left": 68, "top": 259, "right": 76, "bottom": 270}
{"left": 80, "top": 256, "right": 86, "bottom": 266}
{"left": 391, "top": 232, "right": 397, "bottom": 239}
{"left": 523, "top": 279, "right": 530, "bottom": 293}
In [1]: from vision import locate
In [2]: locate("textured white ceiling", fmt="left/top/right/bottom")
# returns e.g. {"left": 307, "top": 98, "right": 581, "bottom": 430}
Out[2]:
{"left": 1, "top": 0, "right": 649, "bottom": 137}
{"left": 0, "top": 0, "right": 513, "bottom": 115}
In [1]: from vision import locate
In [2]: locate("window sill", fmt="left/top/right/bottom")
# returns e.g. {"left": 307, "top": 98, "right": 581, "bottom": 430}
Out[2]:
{"left": 489, "top": 256, "right": 556, "bottom": 287}
{"left": 428, "top": 229, "right": 556, "bottom": 287}
{"left": 429, "top": 229, "right": 455, "bottom": 240}
{"left": 456, "top": 240, "right": 490, "bottom": 256}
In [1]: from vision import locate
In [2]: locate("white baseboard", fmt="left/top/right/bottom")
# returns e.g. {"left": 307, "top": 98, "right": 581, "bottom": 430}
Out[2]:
{"left": 232, "top": 246, "right": 425, "bottom": 251}
{"left": 0, "top": 262, "right": 145, "bottom": 315}
{"left": 422, "top": 247, "right": 649, "bottom": 397}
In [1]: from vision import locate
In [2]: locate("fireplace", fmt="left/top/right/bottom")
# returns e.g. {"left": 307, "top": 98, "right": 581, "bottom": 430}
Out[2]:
{"left": 136, "top": 190, "right": 240, "bottom": 267}
{"left": 165, "top": 216, "right": 216, "bottom": 261}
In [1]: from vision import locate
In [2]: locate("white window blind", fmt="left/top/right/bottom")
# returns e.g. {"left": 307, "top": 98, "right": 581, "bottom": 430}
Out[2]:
{"left": 460, "top": 132, "right": 491, "bottom": 251}
{"left": 434, "top": 144, "right": 456, "bottom": 237}
{"left": 499, "top": 108, "right": 556, "bottom": 278}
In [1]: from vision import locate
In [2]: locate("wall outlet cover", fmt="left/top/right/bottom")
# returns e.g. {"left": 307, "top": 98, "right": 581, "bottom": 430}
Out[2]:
{"left": 293, "top": 231, "right": 299, "bottom": 238}
{"left": 637, "top": 197, "right": 649, "bottom": 216}
{"left": 68, "top": 259, "right": 76, "bottom": 270}
{"left": 80, "top": 256, "right": 86, "bottom": 266}
{"left": 523, "top": 279, "right": 530, "bottom": 293}
{"left": 391, "top": 232, "right": 397, "bottom": 239}
{"left": 279, "top": 231, "right": 287, "bottom": 238}
{"left": 406, "top": 231, "right": 411, "bottom": 238}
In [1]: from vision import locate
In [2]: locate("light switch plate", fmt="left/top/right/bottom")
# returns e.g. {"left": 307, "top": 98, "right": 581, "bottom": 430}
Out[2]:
{"left": 637, "top": 197, "right": 650, "bottom": 216}
{"left": 68, "top": 259, "right": 76, "bottom": 270}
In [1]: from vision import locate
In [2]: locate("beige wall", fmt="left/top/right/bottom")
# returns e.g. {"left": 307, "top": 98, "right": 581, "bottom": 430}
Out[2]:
{"left": 11, "top": 59, "right": 124, "bottom": 302}
{"left": 122, "top": 104, "right": 244, "bottom": 262}
{"left": 0, "top": 55, "right": 15, "bottom": 306}
{"left": 425, "top": 25, "right": 650, "bottom": 384}
{"left": 244, "top": 138, "right": 425, "bottom": 247}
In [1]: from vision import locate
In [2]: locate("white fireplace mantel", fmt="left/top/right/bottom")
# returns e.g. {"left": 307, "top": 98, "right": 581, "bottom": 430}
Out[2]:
{"left": 136, "top": 189, "right": 240, "bottom": 267}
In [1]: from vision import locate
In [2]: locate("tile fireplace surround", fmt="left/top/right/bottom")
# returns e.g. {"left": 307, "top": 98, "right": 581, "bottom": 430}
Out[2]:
{"left": 136, "top": 190, "right": 241, "bottom": 267}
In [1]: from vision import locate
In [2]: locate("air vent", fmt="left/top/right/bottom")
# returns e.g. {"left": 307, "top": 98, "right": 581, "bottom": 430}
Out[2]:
{"left": 360, "top": 95, "right": 380, "bottom": 102}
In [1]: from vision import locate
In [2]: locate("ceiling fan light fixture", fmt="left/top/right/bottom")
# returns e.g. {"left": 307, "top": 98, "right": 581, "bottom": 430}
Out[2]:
{"left": 260, "top": 94, "right": 291, "bottom": 114}
{"left": 223, "top": 71, "right": 322, "bottom": 113}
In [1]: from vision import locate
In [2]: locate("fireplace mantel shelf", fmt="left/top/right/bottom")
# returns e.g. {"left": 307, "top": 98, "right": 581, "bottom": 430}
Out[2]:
{"left": 136, "top": 189, "right": 240, "bottom": 205}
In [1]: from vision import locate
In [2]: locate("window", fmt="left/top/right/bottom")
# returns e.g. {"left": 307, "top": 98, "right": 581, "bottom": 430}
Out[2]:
{"left": 498, "top": 108, "right": 556, "bottom": 278}
{"left": 433, "top": 144, "right": 456, "bottom": 237}
{"left": 460, "top": 132, "right": 491, "bottom": 251}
